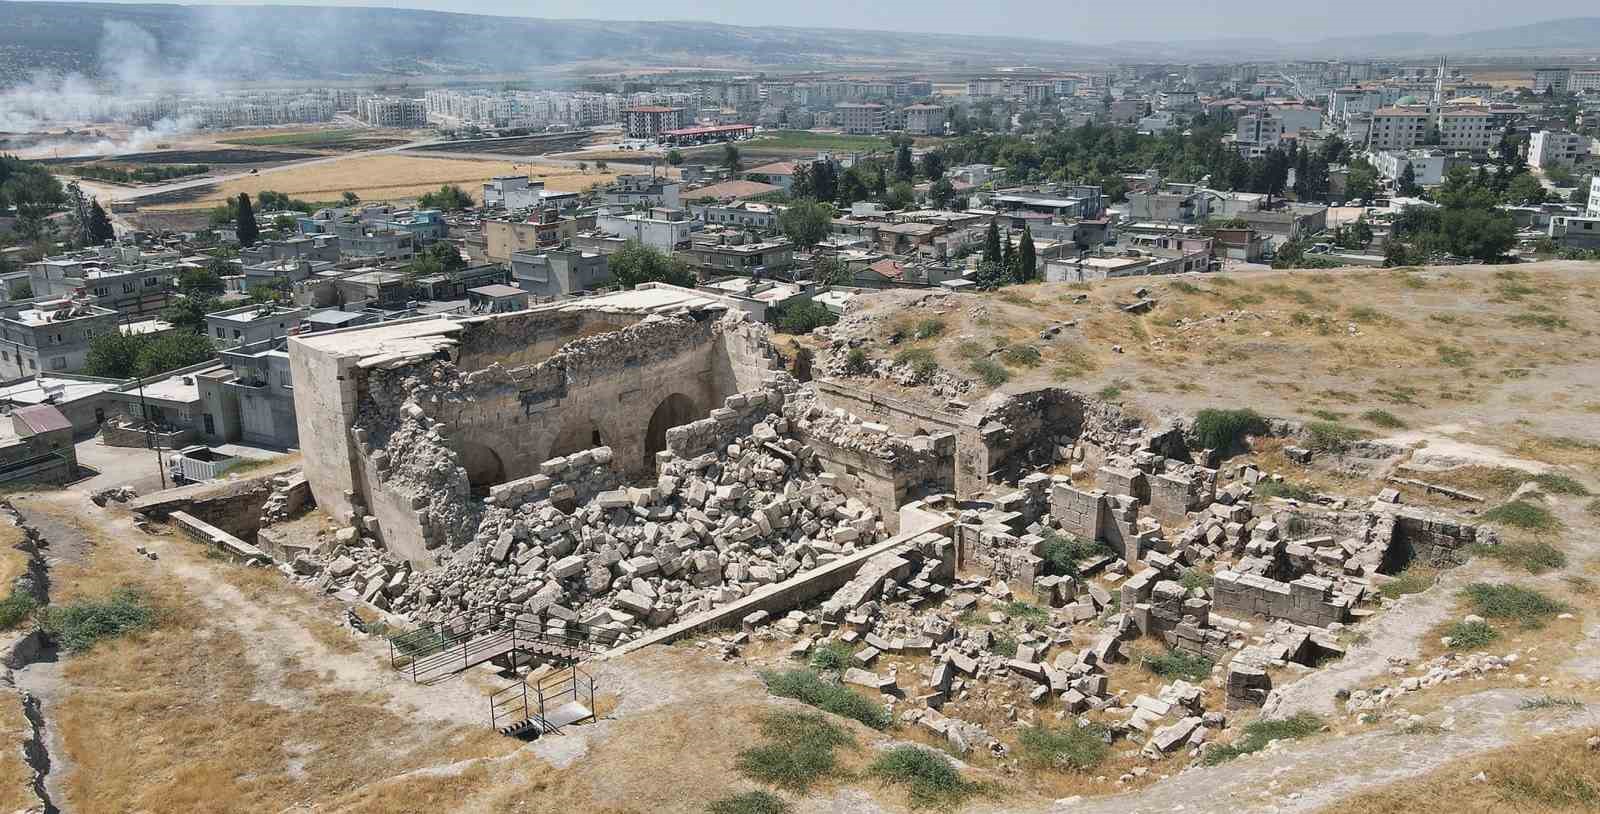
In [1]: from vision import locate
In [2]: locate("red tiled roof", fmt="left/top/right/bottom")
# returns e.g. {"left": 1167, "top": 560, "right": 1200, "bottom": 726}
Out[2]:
{"left": 868, "top": 259, "right": 907, "bottom": 280}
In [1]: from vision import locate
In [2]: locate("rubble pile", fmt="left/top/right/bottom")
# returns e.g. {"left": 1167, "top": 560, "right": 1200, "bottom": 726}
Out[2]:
{"left": 816, "top": 342, "right": 974, "bottom": 398}
{"left": 1342, "top": 650, "right": 1521, "bottom": 715}
{"left": 306, "top": 403, "right": 886, "bottom": 648}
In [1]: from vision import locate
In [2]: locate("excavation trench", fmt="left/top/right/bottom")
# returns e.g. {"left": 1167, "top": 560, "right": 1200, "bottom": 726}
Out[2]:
{"left": 3, "top": 499, "right": 64, "bottom": 814}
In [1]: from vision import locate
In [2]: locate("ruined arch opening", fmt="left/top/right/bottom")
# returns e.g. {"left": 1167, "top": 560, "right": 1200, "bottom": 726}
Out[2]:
{"left": 550, "top": 418, "right": 607, "bottom": 461}
{"left": 459, "top": 441, "right": 506, "bottom": 497}
{"left": 644, "top": 393, "right": 701, "bottom": 470}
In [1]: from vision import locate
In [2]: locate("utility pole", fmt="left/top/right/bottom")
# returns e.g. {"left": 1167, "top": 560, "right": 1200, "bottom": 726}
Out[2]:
{"left": 135, "top": 375, "right": 167, "bottom": 490}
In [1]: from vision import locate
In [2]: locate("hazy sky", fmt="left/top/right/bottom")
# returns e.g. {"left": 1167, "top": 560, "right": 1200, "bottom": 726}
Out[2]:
{"left": 36, "top": 0, "right": 1598, "bottom": 41}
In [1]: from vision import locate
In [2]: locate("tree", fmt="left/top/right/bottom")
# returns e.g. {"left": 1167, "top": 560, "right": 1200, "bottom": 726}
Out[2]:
{"left": 177, "top": 264, "right": 226, "bottom": 297}
{"left": 595, "top": 160, "right": 608, "bottom": 174}
{"left": 929, "top": 177, "right": 956, "bottom": 209}
{"left": 86, "top": 200, "right": 115, "bottom": 245}
{"left": 811, "top": 161, "right": 838, "bottom": 203}
{"left": 895, "top": 143, "right": 915, "bottom": 182}
{"left": 1015, "top": 226, "right": 1037, "bottom": 283}
{"left": 665, "top": 149, "right": 684, "bottom": 166}
{"left": 1344, "top": 158, "right": 1380, "bottom": 203}
{"left": 812, "top": 254, "right": 853, "bottom": 286}
{"left": 163, "top": 294, "right": 216, "bottom": 335}
{"left": 883, "top": 181, "right": 915, "bottom": 210}
{"left": 272, "top": 214, "right": 298, "bottom": 232}
{"left": 982, "top": 220, "right": 1002, "bottom": 264}
{"left": 771, "top": 299, "right": 838, "bottom": 334}
{"left": 607, "top": 241, "right": 696, "bottom": 289}
{"left": 778, "top": 199, "right": 834, "bottom": 250}
{"left": 235, "top": 193, "right": 259, "bottom": 247}
{"left": 920, "top": 151, "right": 945, "bottom": 180}
{"left": 789, "top": 163, "right": 813, "bottom": 200}
{"left": 1503, "top": 173, "right": 1548, "bottom": 206}
{"left": 418, "top": 184, "right": 473, "bottom": 211}
{"left": 341, "top": 191, "right": 361, "bottom": 206}
{"left": 82, "top": 332, "right": 217, "bottom": 379}
{"left": 82, "top": 332, "right": 146, "bottom": 379}
{"left": 1396, "top": 162, "right": 1420, "bottom": 197}
{"left": 722, "top": 145, "right": 742, "bottom": 172}
{"left": 1544, "top": 163, "right": 1576, "bottom": 188}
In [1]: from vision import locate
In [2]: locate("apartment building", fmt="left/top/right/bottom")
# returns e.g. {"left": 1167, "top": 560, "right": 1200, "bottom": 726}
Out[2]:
{"left": 903, "top": 103, "right": 945, "bottom": 136}
{"left": 0, "top": 297, "right": 120, "bottom": 380}
{"left": 358, "top": 96, "right": 427, "bottom": 128}
{"left": 622, "top": 106, "right": 685, "bottom": 139}
{"left": 834, "top": 103, "right": 887, "bottom": 134}
{"left": 27, "top": 255, "right": 175, "bottom": 318}
{"left": 678, "top": 235, "right": 796, "bottom": 277}
{"left": 600, "top": 175, "right": 682, "bottom": 209}
{"left": 1370, "top": 149, "right": 1446, "bottom": 186}
{"left": 1528, "top": 130, "right": 1590, "bottom": 169}
{"left": 1588, "top": 177, "right": 1600, "bottom": 219}
{"left": 1235, "top": 113, "right": 1283, "bottom": 157}
{"left": 205, "top": 303, "right": 309, "bottom": 350}
{"left": 594, "top": 207, "right": 693, "bottom": 252}
{"left": 481, "top": 210, "right": 599, "bottom": 263}
{"left": 510, "top": 249, "right": 611, "bottom": 299}
{"left": 1533, "top": 68, "right": 1570, "bottom": 95}
{"left": 1365, "top": 107, "right": 1430, "bottom": 150}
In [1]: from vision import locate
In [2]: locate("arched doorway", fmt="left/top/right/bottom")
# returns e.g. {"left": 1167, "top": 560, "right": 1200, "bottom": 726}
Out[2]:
{"left": 459, "top": 441, "right": 505, "bottom": 497}
{"left": 550, "top": 417, "right": 606, "bottom": 460}
{"left": 644, "top": 393, "right": 700, "bottom": 470}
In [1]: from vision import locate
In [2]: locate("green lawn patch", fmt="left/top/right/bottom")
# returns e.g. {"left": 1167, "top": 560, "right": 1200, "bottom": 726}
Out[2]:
{"left": 1017, "top": 722, "right": 1109, "bottom": 771}
{"left": 1462, "top": 583, "right": 1568, "bottom": 629}
{"left": 1140, "top": 649, "right": 1214, "bottom": 682}
{"left": 1474, "top": 539, "right": 1567, "bottom": 574}
{"left": 1482, "top": 500, "right": 1561, "bottom": 533}
{"left": 708, "top": 791, "right": 792, "bottom": 814}
{"left": 1446, "top": 619, "right": 1499, "bottom": 650}
{"left": 736, "top": 711, "right": 855, "bottom": 792}
{"left": 41, "top": 588, "right": 157, "bottom": 652}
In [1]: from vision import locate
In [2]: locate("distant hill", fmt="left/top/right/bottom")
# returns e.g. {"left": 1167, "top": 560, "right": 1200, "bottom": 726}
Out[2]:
{"left": 0, "top": 2, "right": 1596, "bottom": 86}
{"left": 0, "top": 1, "right": 1120, "bottom": 83}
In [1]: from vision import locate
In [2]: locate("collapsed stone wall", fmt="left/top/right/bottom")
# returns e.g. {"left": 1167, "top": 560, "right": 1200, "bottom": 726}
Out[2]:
{"left": 332, "top": 309, "right": 777, "bottom": 563}
{"left": 318, "top": 388, "right": 889, "bottom": 649}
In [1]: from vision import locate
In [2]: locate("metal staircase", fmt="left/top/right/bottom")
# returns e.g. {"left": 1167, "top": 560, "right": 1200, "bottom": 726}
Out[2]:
{"left": 387, "top": 610, "right": 602, "bottom": 684}
{"left": 489, "top": 665, "right": 598, "bottom": 739}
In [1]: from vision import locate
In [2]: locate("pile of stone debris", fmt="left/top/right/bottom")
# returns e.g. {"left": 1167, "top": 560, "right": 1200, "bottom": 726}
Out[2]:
{"left": 297, "top": 417, "right": 885, "bottom": 649}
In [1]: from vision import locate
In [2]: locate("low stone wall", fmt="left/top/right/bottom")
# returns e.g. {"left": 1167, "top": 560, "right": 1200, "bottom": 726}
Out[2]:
{"left": 128, "top": 474, "right": 279, "bottom": 540}
{"left": 1211, "top": 570, "right": 1351, "bottom": 628}
{"left": 100, "top": 419, "right": 195, "bottom": 450}
{"left": 170, "top": 510, "right": 270, "bottom": 564}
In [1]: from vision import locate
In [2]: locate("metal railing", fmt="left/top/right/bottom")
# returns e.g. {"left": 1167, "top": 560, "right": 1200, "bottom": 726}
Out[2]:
{"left": 488, "top": 664, "right": 597, "bottom": 733}
{"left": 387, "top": 608, "right": 604, "bottom": 684}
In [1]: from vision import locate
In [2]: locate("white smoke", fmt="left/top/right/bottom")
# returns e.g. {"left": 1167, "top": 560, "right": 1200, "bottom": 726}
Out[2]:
{"left": 1, "top": 19, "right": 230, "bottom": 156}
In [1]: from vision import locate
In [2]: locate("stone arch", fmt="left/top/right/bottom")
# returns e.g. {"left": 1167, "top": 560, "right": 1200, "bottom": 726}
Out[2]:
{"left": 459, "top": 440, "right": 505, "bottom": 496}
{"left": 550, "top": 416, "right": 607, "bottom": 460}
{"left": 644, "top": 393, "right": 701, "bottom": 470}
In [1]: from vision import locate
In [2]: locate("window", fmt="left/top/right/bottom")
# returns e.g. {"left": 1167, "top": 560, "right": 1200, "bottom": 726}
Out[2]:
{"left": 232, "top": 329, "right": 241, "bottom": 339}
{"left": 203, "top": 414, "right": 215, "bottom": 435}
{"left": 144, "top": 277, "right": 159, "bottom": 288}
{"left": 92, "top": 287, "right": 108, "bottom": 297}
{"left": 215, "top": 327, "right": 224, "bottom": 338}
{"left": 122, "top": 282, "right": 136, "bottom": 294}
{"left": 49, "top": 356, "right": 65, "bottom": 371}
{"left": 26, "top": 360, "right": 35, "bottom": 371}
{"left": 83, "top": 329, "right": 95, "bottom": 340}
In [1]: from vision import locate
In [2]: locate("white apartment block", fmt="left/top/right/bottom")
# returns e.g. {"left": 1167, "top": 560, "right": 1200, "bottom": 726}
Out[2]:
{"left": 903, "top": 104, "right": 945, "bottom": 136}
{"left": 1588, "top": 177, "right": 1600, "bottom": 219}
{"left": 1365, "top": 107, "right": 1497, "bottom": 152}
{"left": 1370, "top": 150, "right": 1446, "bottom": 186}
{"left": 1528, "top": 130, "right": 1590, "bottom": 169}
{"left": 1235, "top": 113, "right": 1282, "bottom": 157}
{"left": 1570, "top": 71, "right": 1600, "bottom": 93}
{"left": 358, "top": 96, "right": 427, "bottom": 128}
{"left": 1533, "top": 68, "right": 1570, "bottom": 95}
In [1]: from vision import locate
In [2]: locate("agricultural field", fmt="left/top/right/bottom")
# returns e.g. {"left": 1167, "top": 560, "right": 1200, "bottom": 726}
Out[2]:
{"left": 217, "top": 128, "right": 411, "bottom": 151}
{"left": 143, "top": 154, "right": 618, "bottom": 210}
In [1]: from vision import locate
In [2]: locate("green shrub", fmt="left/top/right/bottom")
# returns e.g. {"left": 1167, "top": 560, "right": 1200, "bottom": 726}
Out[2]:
{"left": 1179, "top": 569, "right": 1213, "bottom": 591}
{"left": 1436, "top": 345, "right": 1474, "bottom": 367}
{"left": 1482, "top": 500, "right": 1561, "bottom": 533}
{"left": 1004, "top": 601, "right": 1050, "bottom": 623}
{"left": 894, "top": 347, "right": 940, "bottom": 380}
{"left": 1475, "top": 539, "right": 1567, "bottom": 574}
{"left": 1532, "top": 473, "right": 1590, "bottom": 496}
{"left": 1361, "top": 409, "right": 1406, "bottom": 429}
{"left": 1039, "top": 532, "right": 1112, "bottom": 577}
{"left": 1169, "top": 280, "right": 1202, "bottom": 294}
{"left": 708, "top": 791, "right": 792, "bottom": 814}
{"left": 1379, "top": 567, "right": 1437, "bottom": 600}
{"left": 773, "top": 300, "right": 839, "bottom": 334}
{"left": 1304, "top": 420, "right": 1363, "bottom": 453}
{"left": 1097, "top": 381, "right": 1125, "bottom": 400}
{"left": 1518, "top": 695, "right": 1585, "bottom": 711}
{"left": 808, "top": 640, "right": 853, "bottom": 672}
{"left": 1140, "top": 649, "right": 1214, "bottom": 681}
{"left": 1588, "top": 499, "right": 1600, "bottom": 518}
{"left": 1346, "top": 305, "right": 1389, "bottom": 323}
{"left": 990, "top": 633, "right": 1019, "bottom": 657}
{"left": 844, "top": 348, "right": 871, "bottom": 374}
{"left": 759, "top": 669, "right": 890, "bottom": 729}
{"left": 1462, "top": 583, "right": 1568, "bottom": 629}
{"left": 1018, "top": 722, "right": 1109, "bottom": 771}
{"left": 1201, "top": 713, "right": 1324, "bottom": 766}
{"left": 1507, "top": 312, "right": 1569, "bottom": 331}
{"left": 955, "top": 340, "right": 986, "bottom": 359}
{"left": 41, "top": 588, "right": 157, "bottom": 652}
{"left": 0, "top": 592, "right": 39, "bottom": 631}
{"left": 870, "top": 745, "right": 982, "bottom": 809}
{"left": 1192, "top": 408, "right": 1268, "bottom": 453}
{"left": 999, "top": 344, "right": 1042, "bottom": 368}
{"left": 735, "top": 711, "right": 855, "bottom": 792}
{"left": 970, "top": 358, "right": 1010, "bottom": 387}
{"left": 1254, "top": 480, "right": 1316, "bottom": 501}
{"left": 912, "top": 318, "right": 946, "bottom": 340}
{"left": 1446, "top": 619, "right": 1499, "bottom": 650}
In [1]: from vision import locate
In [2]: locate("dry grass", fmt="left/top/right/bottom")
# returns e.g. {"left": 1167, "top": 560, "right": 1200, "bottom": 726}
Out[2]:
{"left": 1316, "top": 731, "right": 1600, "bottom": 814}
{"left": 55, "top": 576, "right": 516, "bottom": 814}
{"left": 0, "top": 521, "right": 28, "bottom": 588}
{"left": 149, "top": 154, "right": 618, "bottom": 210}
{"left": 0, "top": 688, "right": 36, "bottom": 813}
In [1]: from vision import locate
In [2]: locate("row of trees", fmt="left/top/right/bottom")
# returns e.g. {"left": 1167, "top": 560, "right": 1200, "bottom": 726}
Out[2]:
{"left": 972, "top": 220, "right": 1038, "bottom": 289}
{"left": 1, "top": 154, "right": 68, "bottom": 241}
